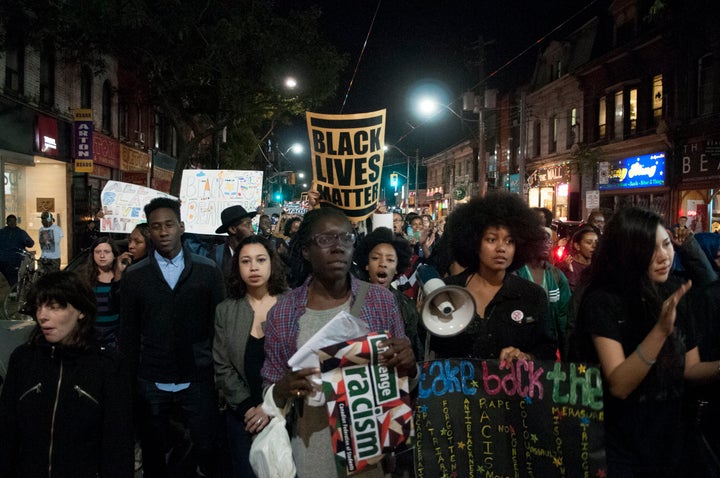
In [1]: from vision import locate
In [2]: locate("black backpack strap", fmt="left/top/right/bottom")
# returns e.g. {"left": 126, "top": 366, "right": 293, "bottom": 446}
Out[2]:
{"left": 350, "top": 280, "right": 370, "bottom": 318}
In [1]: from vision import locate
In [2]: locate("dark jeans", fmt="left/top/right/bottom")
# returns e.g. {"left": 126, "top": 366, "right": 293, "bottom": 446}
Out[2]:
{"left": 137, "top": 378, "right": 220, "bottom": 477}
{"left": 225, "top": 410, "right": 257, "bottom": 478}
{"left": 0, "top": 261, "right": 19, "bottom": 285}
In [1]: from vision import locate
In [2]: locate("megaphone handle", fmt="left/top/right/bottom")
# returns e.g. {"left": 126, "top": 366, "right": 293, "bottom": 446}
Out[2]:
{"left": 423, "top": 333, "right": 434, "bottom": 362}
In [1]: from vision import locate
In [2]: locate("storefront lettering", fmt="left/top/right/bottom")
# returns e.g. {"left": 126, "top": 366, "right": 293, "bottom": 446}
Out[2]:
{"left": 681, "top": 138, "right": 720, "bottom": 180}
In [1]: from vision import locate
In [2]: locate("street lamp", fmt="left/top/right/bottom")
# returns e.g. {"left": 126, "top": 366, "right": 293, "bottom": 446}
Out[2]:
{"left": 284, "top": 76, "right": 298, "bottom": 89}
{"left": 417, "top": 96, "right": 465, "bottom": 120}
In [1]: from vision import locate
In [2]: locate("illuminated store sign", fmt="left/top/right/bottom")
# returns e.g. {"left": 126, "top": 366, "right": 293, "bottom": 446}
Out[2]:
{"left": 599, "top": 152, "right": 665, "bottom": 190}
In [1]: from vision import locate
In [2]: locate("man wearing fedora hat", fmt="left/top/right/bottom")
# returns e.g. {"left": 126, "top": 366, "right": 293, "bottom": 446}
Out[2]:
{"left": 213, "top": 205, "right": 257, "bottom": 281}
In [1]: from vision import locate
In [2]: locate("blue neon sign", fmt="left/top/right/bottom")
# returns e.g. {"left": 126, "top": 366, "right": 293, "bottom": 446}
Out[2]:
{"left": 599, "top": 152, "right": 665, "bottom": 190}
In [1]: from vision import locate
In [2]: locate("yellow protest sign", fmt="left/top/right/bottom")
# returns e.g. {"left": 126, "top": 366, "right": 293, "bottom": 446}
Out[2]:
{"left": 306, "top": 110, "right": 385, "bottom": 221}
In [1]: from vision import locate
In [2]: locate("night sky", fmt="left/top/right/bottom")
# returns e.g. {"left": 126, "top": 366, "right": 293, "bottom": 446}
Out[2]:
{"left": 274, "top": 0, "right": 601, "bottom": 175}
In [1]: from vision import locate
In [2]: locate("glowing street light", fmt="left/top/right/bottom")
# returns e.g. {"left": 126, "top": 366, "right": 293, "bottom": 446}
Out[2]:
{"left": 284, "top": 77, "right": 298, "bottom": 89}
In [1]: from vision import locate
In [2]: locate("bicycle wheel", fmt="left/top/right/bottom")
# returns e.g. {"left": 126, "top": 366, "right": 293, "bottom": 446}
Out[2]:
{"left": 3, "top": 283, "right": 18, "bottom": 320}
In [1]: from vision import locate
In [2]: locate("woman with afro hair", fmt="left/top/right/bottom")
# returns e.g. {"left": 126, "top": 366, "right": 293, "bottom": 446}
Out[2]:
{"left": 354, "top": 227, "right": 423, "bottom": 360}
{"left": 428, "top": 191, "right": 557, "bottom": 362}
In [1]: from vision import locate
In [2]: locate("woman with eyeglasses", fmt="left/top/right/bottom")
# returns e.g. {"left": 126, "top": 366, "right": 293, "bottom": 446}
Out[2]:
{"left": 262, "top": 207, "right": 416, "bottom": 478}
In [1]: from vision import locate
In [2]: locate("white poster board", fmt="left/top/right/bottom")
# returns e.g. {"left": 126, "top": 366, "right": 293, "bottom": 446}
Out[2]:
{"left": 586, "top": 190, "right": 600, "bottom": 210}
{"left": 99, "top": 181, "right": 177, "bottom": 233}
{"left": 179, "top": 169, "right": 264, "bottom": 235}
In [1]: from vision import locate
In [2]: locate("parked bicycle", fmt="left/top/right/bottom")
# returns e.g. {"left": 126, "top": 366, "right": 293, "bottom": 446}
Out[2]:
{"left": 3, "top": 249, "right": 51, "bottom": 319}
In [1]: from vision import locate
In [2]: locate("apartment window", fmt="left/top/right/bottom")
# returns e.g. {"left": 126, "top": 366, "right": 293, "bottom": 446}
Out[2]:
{"left": 4, "top": 42, "right": 24, "bottom": 94}
{"left": 566, "top": 107, "right": 577, "bottom": 148}
{"left": 698, "top": 54, "right": 714, "bottom": 116}
{"left": 102, "top": 80, "right": 112, "bottom": 133}
{"left": 549, "top": 115, "right": 558, "bottom": 153}
{"left": 629, "top": 88, "right": 637, "bottom": 135}
{"left": 39, "top": 41, "right": 55, "bottom": 106}
{"left": 533, "top": 120, "right": 541, "bottom": 157}
{"left": 154, "top": 113, "right": 162, "bottom": 149}
{"left": 80, "top": 65, "right": 93, "bottom": 108}
{"left": 613, "top": 91, "right": 624, "bottom": 140}
{"left": 119, "top": 100, "right": 129, "bottom": 139}
{"left": 598, "top": 96, "right": 607, "bottom": 139}
{"left": 652, "top": 74, "right": 663, "bottom": 124}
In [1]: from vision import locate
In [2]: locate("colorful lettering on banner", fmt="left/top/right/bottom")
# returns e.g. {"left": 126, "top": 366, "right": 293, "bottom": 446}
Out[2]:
{"left": 415, "top": 359, "right": 606, "bottom": 478}
{"left": 306, "top": 110, "right": 385, "bottom": 222}
{"left": 179, "top": 169, "right": 264, "bottom": 235}
{"left": 72, "top": 108, "right": 94, "bottom": 164}
{"left": 99, "top": 180, "right": 176, "bottom": 233}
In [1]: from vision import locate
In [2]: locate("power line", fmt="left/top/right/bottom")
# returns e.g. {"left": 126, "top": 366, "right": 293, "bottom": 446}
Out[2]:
{"left": 339, "top": 0, "right": 383, "bottom": 113}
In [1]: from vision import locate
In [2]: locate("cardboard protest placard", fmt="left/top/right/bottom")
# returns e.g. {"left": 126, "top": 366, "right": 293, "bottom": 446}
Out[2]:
{"left": 319, "top": 332, "right": 413, "bottom": 476}
{"left": 415, "top": 359, "right": 606, "bottom": 478}
{"left": 99, "top": 181, "right": 177, "bottom": 233}
{"left": 179, "top": 169, "right": 263, "bottom": 234}
{"left": 306, "top": 110, "right": 385, "bottom": 222}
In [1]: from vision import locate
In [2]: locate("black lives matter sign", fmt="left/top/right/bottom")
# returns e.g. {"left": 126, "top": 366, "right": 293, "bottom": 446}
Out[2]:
{"left": 306, "top": 110, "right": 385, "bottom": 221}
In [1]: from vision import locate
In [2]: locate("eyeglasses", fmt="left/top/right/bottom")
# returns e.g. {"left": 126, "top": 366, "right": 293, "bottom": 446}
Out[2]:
{"left": 311, "top": 232, "right": 356, "bottom": 248}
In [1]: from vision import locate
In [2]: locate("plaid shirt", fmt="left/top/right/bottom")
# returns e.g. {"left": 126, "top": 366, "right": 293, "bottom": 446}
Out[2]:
{"left": 262, "top": 275, "right": 405, "bottom": 385}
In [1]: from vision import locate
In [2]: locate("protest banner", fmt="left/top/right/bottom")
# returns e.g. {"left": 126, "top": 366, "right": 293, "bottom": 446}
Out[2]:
{"left": 319, "top": 333, "right": 413, "bottom": 476}
{"left": 179, "top": 169, "right": 264, "bottom": 234}
{"left": 284, "top": 200, "right": 309, "bottom": 216}
{"left": 415, "top": 359, "right": 606, "bottom": 478}
{"left": 99, "top": 181, "right": 176, "bottom": 233}
{"left": 306, "top": 110, "right": 385, "bottom": 221}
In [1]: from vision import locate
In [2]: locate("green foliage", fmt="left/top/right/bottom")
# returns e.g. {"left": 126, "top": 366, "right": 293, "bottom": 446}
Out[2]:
{"left": 0, "top": 0, "right": 347, "bottom": 194}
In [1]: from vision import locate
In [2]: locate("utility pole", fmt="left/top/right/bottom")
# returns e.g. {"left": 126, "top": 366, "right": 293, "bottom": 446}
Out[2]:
{"left": 518, "top": 91, "right": 527, "bottom": 202}
{"left": 415, "top": 148, "right": 420, "bottom": 209}
{"left": 477, "top": 36, "right": 487, "bottom": 198}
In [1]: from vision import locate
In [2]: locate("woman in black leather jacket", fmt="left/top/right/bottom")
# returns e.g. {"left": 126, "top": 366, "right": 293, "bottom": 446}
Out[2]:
{"left": 0, "top": 271, "right": 133, "bottom": 477}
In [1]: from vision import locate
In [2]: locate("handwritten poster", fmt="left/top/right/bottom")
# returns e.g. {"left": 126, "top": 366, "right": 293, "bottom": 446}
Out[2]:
{"left": 415, "top": 359, "right": 606, "bottom": 478}
{"left": 179, "top": 169, "right": 264, "bottom": 235}
{"left": 100, "top": 181, "right": 177, "bottom": 233}
{"left": 306, "top": 110, "right": 385, "bottom": 221}
{"left": 319, "top": 333, "right": 413, "bottom": 476}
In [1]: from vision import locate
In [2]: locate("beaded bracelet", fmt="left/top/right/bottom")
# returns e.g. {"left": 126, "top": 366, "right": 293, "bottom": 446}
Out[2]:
{"left": 635, "top": 344, "right": 656, "bottom": 366}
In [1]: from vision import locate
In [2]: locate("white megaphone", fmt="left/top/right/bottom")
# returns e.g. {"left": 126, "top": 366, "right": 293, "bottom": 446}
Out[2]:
{"left": 416, "top": 264, "right": 476, "bottom": 337}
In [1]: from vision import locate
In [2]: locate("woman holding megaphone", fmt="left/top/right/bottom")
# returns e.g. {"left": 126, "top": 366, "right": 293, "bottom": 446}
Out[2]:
{"left": 428, "top": 192, "right": 557, "bottom": 363}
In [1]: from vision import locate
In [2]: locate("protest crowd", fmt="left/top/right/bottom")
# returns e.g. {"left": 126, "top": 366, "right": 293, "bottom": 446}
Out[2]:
{"left": 1, "top": 188, "right": 720, "bottom": 478}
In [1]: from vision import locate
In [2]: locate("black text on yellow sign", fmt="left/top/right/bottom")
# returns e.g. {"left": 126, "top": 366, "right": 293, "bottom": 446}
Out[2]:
{"left": 74, "top": 159, "right": 94, "bottom": 173}
{"left": 306, "top": 110, "right": 386, "bottom": 221}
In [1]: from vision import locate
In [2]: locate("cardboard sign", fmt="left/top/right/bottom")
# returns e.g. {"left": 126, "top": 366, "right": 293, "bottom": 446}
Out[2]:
{"left": 415, "top": 359, "right": 606, "bottom": 478}
{"left": 100, "top": 181, "right": 177, "bottom": 233}
{"left": 179, "top": 169, "right": 264, "bottom": 235}
{"left": 306, "top": 110, "right": 386, "bottom": 221}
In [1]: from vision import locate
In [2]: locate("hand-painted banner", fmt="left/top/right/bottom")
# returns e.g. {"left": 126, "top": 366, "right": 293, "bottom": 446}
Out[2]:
{"left": 306, "top": 110, "right": 385, "bottom": 222}
{"left": 179, "top": 169, "right": 264, "bottom": 235}
{"left": 100, "top": 181, "right": 177, "bottom": 233}
{"left": 319, "top": 333, "right": 413, "bottom": 476}
{"left": 415, "top": 359, "right": 606, "bottom": 478}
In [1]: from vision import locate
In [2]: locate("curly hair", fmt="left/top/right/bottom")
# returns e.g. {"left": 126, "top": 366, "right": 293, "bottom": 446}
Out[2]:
{"left": 354, "top": 227, "right": 412, "bottom": 279}
{"left": 227, "top": 235, "right": 288, "bottom": 299}
{"left": 446, "top": 191, "right": 545, "bottom": 272}
{"left": 27, "top": 271, "right": 98, "bottom": 348}
{"left": 283, "top": 217, "right": 302, "bottom": 237}
{"left": 82, "top": 237, "right": 120, "bottom": 287}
